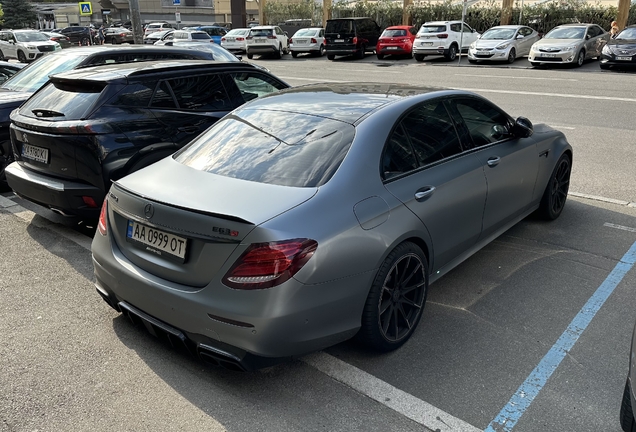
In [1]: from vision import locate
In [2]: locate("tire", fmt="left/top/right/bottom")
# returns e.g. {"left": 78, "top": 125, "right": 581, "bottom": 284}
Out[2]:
{"left": 444, "top": 44, "right": 457, "bottom": 61}
{"left": 530, "top": 61, "right": 540, "bottom": 68}
{"left": 111, "top": 38, "right": 117, "bottom": 45}
{"left": 414, "top": 54, "right": 425, "bottom": 62}
{"left": 355, "top": 45, "right": 365, "bottom": 59}
{"left": 575, "top": 49, "right": 585, "bottom": 67}
{"left": 507, "top": 48, "right": 516, "bottom": 64}
{"left": 537, "top": 153, "right": 571, "bottom": 220}
{"left": 17, "top": 50, "right": 27, "bottom": 63}
{"left": 81, "top": 37, "right": 90, "bottom": 46}
{"left": 291, "top": 51, "right": 298, "bottom": 58}
{"left": 468, "top": 59, "right": 477, "bottom": 64}
{"left": 377, "top": 53, "right": 384, "bottom": 60}
{"left": 319, "top": 44, "right": 325, "bottom": 56}
{"left": 247, "top": 53, "right": 253, "bottom": 59}
{"left": 600, "top": 63, "right": 610, "bottom": 70}
{"left": 327, "top": 54, "right": 335, "bottom": 60}
{"left": 358, "top": 242, "right": 428, "bottom": 352}
{"left": 0, "top": 50, "right": 4, "bottom": 61}
{"left": 275, "top": 44, "right": 283, "bottom": 59}
{"left": 0, "top": 149, "right": 14, "bottom": 192}
{"left": 621, "top": 379, "right": 636, "bottom": 432}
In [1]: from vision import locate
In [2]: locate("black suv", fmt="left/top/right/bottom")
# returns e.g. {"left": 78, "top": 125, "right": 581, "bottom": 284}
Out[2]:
{"left": 58, "top": 26, "right": 95, "bottom": 46}
{"left": 0, "top": 45, "right": 237, "bottom": 190}
{"left": 325, "top": 17, "right": 382, "bottom": 60}
{"left": 6, "top": 60, "right": 288, "bottom": 218}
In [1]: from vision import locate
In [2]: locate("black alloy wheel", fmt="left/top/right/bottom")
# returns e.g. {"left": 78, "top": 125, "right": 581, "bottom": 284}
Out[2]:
{"left": 359, "top": 242, "right": 428, "bottom": 351}
{"left": 507, "top": 48, "right": 516, "bottom": 64}
{"left": 538, "top": 154, "right": 571, "bottom": 220}
{"left": 445, "top": 44, "right": 457, "bottom": 61}
{"left": 17, "top": 50, "right": 27, "bottom": 63}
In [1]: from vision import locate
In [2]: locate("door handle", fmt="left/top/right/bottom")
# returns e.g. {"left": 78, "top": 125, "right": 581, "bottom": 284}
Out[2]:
{"left": 487, "top": 156, "right": 500, "bottom": 167}
{"left": 178, "top": 126, "right": 199, "bottom": 133}
{"left": 415, "top": 186, "right": 435, "bottom": 201}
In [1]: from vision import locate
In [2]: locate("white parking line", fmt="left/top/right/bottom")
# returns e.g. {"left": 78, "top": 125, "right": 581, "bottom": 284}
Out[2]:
{"left": 455, "top": 74, "right": 578, "bottom": 82}
{"left": 456, "top": 87, "right": 636, "bottom": 103}
{"left": 604, "top": 222, "right": 636, "bottom": 233}
{"left": 302, "top": 352, "right": 481, "bottom": 432}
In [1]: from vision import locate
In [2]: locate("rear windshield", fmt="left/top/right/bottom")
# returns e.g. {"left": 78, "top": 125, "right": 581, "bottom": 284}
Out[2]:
{"left": 1, "top": 53, "right": 87, "bottom": 93}
{"left": 381, "top": 29, "right": 407, "bottom": 37}
{"left": 419, "top": 25, "right": 446, "bottom": 34}
{"left": 294, "top": 29, "right": 318, "bottom": 37}
{"left": 250, "top": 29, "right": 273, "bottom": 37}
{"left": 326, "top": 20, "right": 354, "bottom": 34}
{"left": 174, "top": 109, "right": 355, "bottom": 187}
{"left": 21, "top": 81, "right": 104, "bottom": 121}
{"left": 191, "top": 32, "right": 210, "bottom": 39}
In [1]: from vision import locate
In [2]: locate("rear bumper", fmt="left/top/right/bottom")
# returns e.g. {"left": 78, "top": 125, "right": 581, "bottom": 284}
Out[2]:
{"left": 247, "top": 45, "right": 278, "bottom": 54}
{"left": 91, "top": 228, "right": 372, "bottom": 366}
{"left": 5, "top": 162, "right": 103, "bottom": 218}
{"left": 377, "top": 45, "right": 411, "bottom": 55}
{"left": 290, "top": 43, "right": 321, "bottom": 53}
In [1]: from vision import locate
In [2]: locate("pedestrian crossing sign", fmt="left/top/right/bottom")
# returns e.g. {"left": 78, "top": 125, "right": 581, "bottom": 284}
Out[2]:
{"left": 79, "top": 2, "right": 92, "bottom": 15}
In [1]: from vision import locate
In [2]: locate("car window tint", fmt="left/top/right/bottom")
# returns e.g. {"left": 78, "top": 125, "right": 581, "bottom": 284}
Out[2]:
{"left": 326, "top": 20, "right": 353, "bottom": 34}
{"left": 151, "top": 81, "right": 176, "bottom": 108}
{"left": 452, "top": 98, "right": 511, "bottom": 147}
{"left": 382, "top": 124, "right": 418, "bottom": 179}
{"left": 227, "top": 72, "right": 286, "bottom": 104}
{"left": 167, "top": 74, "right": 228, "bottom": 111}
{"left": 174, "top": 110, "right": 355, "bottom": 187}
{"left": 20, "top": 81, "right": 105, "bottom": 121}
{"left": 109, "top": 82, "right": 154, "bottom": 107}
{"left": 450, "top": 24, "right": 461, "bottom": 32}
{"left": 401, "top": 101, "right": 463, "bottom": 166}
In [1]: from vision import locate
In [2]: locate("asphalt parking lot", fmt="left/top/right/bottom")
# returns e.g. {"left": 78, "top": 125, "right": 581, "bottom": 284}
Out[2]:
{"left": 2, "top": 52, "right": 636, "bottom": 432}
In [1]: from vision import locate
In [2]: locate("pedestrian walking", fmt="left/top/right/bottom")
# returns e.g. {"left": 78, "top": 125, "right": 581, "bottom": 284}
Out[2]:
{"left": 98, "top": 25, "right": 105, "bottom": 45}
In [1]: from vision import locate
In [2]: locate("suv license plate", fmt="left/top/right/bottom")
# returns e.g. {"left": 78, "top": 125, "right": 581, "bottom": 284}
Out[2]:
{"left": 127, "top": 220, "right": 187, "bottom": 261}
{"left": 616, "top": 56, "right": 632, "bottom": 61}
{"left": 255, "top": 38, "right": 266, "bottom": 43}
{"left": 421, "top": 42, "right": 433, "bottom": 46}
{"left": 334, "top": 39, "right": 344, "bottom": 42}
{"left": 21, "top": 143, "right": 49, "bottom": 164}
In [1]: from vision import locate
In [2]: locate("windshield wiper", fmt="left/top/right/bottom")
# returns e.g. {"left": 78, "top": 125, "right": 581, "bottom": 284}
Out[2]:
{"left": 31, "top": 108, "right": 65, "bottom": 118}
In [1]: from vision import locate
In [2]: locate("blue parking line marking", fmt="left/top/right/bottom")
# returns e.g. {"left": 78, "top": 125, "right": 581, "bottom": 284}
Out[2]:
{"left": 485, "top": 240, "right": 636, "bottom": 432}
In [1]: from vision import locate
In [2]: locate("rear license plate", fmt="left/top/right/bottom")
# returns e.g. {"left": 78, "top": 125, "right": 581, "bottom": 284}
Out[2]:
{"left": 296, "top": 40, "right": 307, "bottom": 44}
{"left": 616, "top": 56, "right": 632, "bottom": 61}
{"left": 255, "top": 38, "right": 266, "bottom": 43}
{"left": 334, "top": 39, "right": 344, "bottom": 42}
{"left": 386, "top": 46, "right": 399, "bottom": 50}
{"left": 127, "top": 220, "right": 187, "bottom": 261}
{"left": 21, "top": 143, "right": 49, "bottom": 164}
{"left": 421, "top": 42, "right": 433, "bottom": 46}
{"left": 226, "top": 37, "right": 235, "bottom": 42}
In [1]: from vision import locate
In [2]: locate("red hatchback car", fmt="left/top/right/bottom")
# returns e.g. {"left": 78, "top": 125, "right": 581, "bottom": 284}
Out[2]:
{"left": 376, "top": 25, "right": 417, "bottom": 60}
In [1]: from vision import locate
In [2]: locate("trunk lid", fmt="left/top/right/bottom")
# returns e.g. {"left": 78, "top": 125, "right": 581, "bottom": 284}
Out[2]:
{"left": 108, "top": 156, "right": 317, "bottom": 287}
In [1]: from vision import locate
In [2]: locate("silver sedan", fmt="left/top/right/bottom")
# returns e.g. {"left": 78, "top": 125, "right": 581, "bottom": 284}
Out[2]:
{"left": 529, "top": 23, "right": 610, "bottom": 67}
{"left": 468, "top": 25, "right": 540, "bottom": 64}
{"left": 92, "top": 83, "right": 573, "bottom": 370}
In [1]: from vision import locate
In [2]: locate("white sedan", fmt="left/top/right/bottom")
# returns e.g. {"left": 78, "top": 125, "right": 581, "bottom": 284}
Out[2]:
{"left": 221, "top": 28, "right": 250, "bottom": 53}
{"left": 290, "top": 27, "right": 325, "bottom": 57}
{"left": 468, "top": 25, "right": 540, "bottom": 64}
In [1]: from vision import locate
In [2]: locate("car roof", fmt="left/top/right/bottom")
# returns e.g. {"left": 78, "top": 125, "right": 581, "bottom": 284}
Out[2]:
{"left": 245, "top": 82, "right": 446, "bottom": 124}
{"left": 328, "top": 17, "right": 373, "bottom": 21}
{"left": 557, "top": 23, "right": 590, "bottom": 28}
{"left": 488, "top": 25, "right": 526, "bottom": 29}
{"left": 50, "top": 59, "right": 256, "bottom": 83}
{"left": 251, "top": 26, "right": 276, "bottom": 30}
{"left": 385, "top": 25, "right": 414, "bottom": 29}
{"left": 47, "top": 45, "right": 210, "bottom": 56}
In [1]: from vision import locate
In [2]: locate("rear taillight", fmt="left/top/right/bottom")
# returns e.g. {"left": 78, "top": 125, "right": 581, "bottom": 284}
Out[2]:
{"left": 401, "top": 38, "right": 410, "bottom": 43}
{"left": 98, "top": 198, "right": 108, "bottom": 236}
{"left": 267, "top": 35, "right": 277, "bottom": 39}
{"left": 236, "top": 37, "right": 244, "bottom": 41}
{"left": 437, "top": 33, "right": 448, "bottom": 39}
{"left": 119, "top": 33, "right": 126, "bottom": 37}
{"left": 51, "top": 122, "right": 113, "bottom": 134}
{"left": 289, "top": 38, "right": 293, "bottom": 43}
{"left": 223, "top": 239, "right": 318, "bottom": 289}
{"left": 311, "top": 38, "right": 317, "bottom": 43}
{"left": 82, "top": 196, "right": 98, "bottom": 208}
{"left": 221, "top": 37, "right": 226, "bottom": 41}
{"left": 353, "top": 36, "right": 358, "bottom": 44}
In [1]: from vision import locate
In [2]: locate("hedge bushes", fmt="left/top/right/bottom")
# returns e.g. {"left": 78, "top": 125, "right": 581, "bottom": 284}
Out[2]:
{"left": 264, "top": 0, "right": 636, "bottom": 34}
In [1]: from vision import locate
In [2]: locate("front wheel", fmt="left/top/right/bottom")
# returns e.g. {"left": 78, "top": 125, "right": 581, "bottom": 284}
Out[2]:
{"left": 507, "top": 48, "right": 516, "bottom": 64}
{"left": 600, "top": 63, "right": 610, "bottom": 70}
{"left": 358, "top": 242, "right": 428, "bottom": 352}
{"left": 0, "top": 50, "right": 4, "bottom": 61}
{"left": 17, "top": 50, "right": 27, "bottom": 63}
{"left": 530, "top": 61, "right": 540, "bottom": 68}
{"left": 575, "top": 49, "right": 585, "bottom": 67}
{"left": 537, "top": 153, "right": 571, "bottom": 220}
{"left": 444, "top": 44, "right": 457, "bottom": 61}
{"left": 468, "top": 58, "right": 477, "bottom": 64}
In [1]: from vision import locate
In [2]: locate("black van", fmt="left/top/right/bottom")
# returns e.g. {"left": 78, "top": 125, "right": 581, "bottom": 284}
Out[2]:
{"left": 325, "top": 17, "right": 382, "bottom": 60}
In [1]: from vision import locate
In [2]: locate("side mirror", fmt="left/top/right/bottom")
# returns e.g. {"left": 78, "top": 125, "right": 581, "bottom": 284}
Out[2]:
{"left": 516, "top": 34, "right": 524, "bottom": 39}
{"left": 512, "top": 117, "right": 533, "bottom": 138}
{"left": 585, "top": 34, "right": 591, "bottom": 40}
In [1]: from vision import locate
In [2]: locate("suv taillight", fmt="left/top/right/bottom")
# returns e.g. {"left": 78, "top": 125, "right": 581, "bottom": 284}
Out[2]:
{"left": 223, "top": 239, "right": 318, "bottom": 289}
{"left": 437, "top": 33, "right": 448, "bottom": 39}
{"left": 267, "top": 35, "right": 277, "bottom": 39}
{"left": 98, "top": 198, "right": 108, "bottom": 236}
{"left": 353, "top": 36, "right": 358, "bottom": 44}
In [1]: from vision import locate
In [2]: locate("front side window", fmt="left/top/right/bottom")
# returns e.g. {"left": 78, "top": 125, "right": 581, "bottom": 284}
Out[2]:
{"left": 451, "top": 98, "right": 511, "bottom": 147}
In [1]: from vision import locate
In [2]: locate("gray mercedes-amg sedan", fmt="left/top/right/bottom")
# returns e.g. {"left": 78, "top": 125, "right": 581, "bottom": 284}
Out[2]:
{"left": 92, "top": 83, "right": 573, "bottom": 370}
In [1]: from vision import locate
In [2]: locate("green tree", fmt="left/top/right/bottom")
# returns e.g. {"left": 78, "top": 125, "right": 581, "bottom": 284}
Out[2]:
{"left": 0, "top": 0, "right": 36, "bottom": 29}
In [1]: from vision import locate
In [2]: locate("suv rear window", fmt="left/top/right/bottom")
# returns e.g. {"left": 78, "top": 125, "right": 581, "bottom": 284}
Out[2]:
{"left": 419, "top": 25, "right": 446, "bottom": 33}
{"left": 174, "top": 109, "right": 355, "bottom": 187}
{"left": 326, "top": 20, "right": 354, "bottom": 34}
{"left": 21, "top": 81, "right": 105, "bottom": 121}
{"left": 250, "top": 29, "right": 273, "bottom": 37}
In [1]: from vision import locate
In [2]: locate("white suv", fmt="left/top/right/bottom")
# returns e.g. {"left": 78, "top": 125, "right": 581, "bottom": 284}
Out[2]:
{"left": 0, "top": 30, "right": 60, "bottom": 63}
{"left": 412, "top": 21, "right": 480, "bottom": 62}
{"left": 246, "top": 26, "right": 289, "bottom": 59}
{"left": 144, "top": 22, "right": 174, "bottom": 37}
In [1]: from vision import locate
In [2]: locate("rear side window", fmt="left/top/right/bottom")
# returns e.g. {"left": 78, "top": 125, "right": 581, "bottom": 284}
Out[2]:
{"left": 109, "top": 82, "right": 154, "bottom": 107}
{"left": 21, "top": 81, "right": 105, "bottom": 121}
{"left": 227, "top": 72, "right": 287, "bottom": 103}
{"left": 174, "top": 109, "right": 355, "bottom": 187}
{"left": 168, "top": 74, "right": 228, "bottom": 111}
